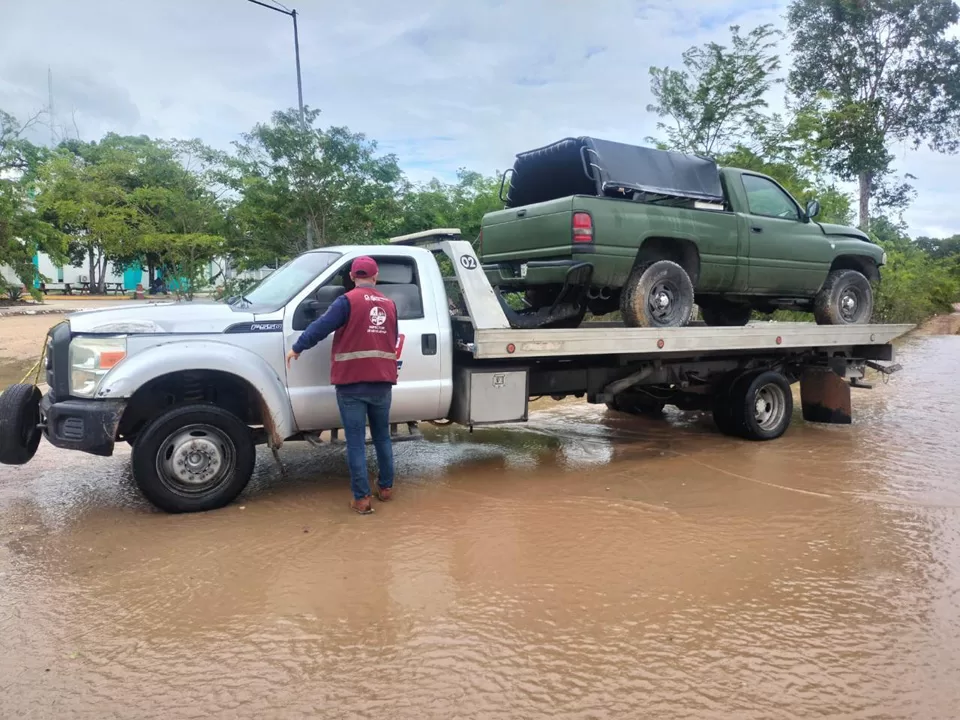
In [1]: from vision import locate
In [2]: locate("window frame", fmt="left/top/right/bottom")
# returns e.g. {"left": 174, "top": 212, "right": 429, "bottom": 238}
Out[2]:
{"left": 740, "top": 173, "right": 803, "bottom": 222}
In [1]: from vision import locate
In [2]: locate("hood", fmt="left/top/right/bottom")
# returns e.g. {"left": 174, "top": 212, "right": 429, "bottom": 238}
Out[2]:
{"left": 67, "top": 301, "right": 258, "bottom": 335}
{"left": 817, "top": 222, "right": 873, "bottom": 242}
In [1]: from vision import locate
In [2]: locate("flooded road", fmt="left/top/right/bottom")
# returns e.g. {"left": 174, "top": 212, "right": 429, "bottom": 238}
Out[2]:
{"left": 1, "top": 333, "right": 959, "bottom": 719}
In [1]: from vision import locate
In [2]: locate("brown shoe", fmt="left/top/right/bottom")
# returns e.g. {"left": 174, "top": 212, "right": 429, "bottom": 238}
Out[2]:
{"left": 350, "top": 496, "right": 374, "bottom": 514}
{"left": 375, "top": 486, "right": 393, "bottom": 502}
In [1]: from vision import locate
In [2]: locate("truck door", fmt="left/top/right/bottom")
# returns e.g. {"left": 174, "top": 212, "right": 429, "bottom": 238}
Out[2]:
{"left": 739, "top": 173, "right": 833, "bottom": 294}
{"left": 283, "top": 253, "right": 445, "bottom": 432}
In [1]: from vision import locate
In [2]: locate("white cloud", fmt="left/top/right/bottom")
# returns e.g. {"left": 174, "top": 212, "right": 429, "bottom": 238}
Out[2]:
{"left": 1, "top": 0, "right": 957, "bottom": 236}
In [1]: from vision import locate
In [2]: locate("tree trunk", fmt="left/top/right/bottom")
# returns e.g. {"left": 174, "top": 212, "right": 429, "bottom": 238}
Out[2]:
{"left": 87, "top": 245, "right": 96, "bottom": 287}
{"left": 858, "top": 172, "right": 872, "bottom": 232}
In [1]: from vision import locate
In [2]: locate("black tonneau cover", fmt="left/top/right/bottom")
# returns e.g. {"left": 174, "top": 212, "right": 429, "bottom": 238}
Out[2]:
{"left": 504, "top": 136, "right": 724, "bottom": 208}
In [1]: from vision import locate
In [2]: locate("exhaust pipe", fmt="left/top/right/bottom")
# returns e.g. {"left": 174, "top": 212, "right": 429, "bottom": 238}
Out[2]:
{"left": 599, "top": 287, "right": 612, "bottom": 300}
{"left": 586, "top": 287, "right": 601, "bottom": 300}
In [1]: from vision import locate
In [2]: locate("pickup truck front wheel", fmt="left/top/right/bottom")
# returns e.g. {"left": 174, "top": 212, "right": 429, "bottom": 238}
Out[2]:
{"left": 620, "top": 260, "right": 695, "bottom": 328}
{"left": 814, "top": 269, "right": 874, "bottom": 325}
{"left": 132, "top": 404, "right": 256, "bottom": 513}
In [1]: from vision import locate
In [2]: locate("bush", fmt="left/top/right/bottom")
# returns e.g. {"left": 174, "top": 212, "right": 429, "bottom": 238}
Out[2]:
{"left": 6, "top": 283, "right": 23, "bottom": 301}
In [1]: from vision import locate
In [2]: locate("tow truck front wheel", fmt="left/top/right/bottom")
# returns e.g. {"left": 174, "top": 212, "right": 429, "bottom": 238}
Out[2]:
{"left": 132, "top": 404, "right": 255, "bottom": 513}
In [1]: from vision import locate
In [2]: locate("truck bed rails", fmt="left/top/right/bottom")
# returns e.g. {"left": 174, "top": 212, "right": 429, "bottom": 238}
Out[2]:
{"left": 468, "top": 322, "right": 915, "bottom": 360}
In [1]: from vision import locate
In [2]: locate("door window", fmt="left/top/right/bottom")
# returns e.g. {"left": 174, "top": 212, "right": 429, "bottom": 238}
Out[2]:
{"left": 292, "top": 257, "right": 424, "bottom": 331}
{"left": 741, "top": 175, "right": 800, "bottom": 221}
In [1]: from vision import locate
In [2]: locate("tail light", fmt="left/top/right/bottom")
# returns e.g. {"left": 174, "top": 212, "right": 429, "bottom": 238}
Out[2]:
{"left": 572, "top": 212, "right": 593, "bottom": 243}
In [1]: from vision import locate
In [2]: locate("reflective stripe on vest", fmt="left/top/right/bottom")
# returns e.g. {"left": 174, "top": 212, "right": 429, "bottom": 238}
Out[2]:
{"left": 333, "top": 350, "right": 397, "bottom": 361}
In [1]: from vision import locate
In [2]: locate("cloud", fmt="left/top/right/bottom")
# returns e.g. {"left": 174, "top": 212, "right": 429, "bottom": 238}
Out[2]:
{"left": 0, "top": 0, "right": 957, "bottom": 236}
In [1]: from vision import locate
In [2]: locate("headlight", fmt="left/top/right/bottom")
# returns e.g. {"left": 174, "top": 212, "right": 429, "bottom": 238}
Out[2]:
{"left": 68, "top": 336, "right": 127, "bottom": 398}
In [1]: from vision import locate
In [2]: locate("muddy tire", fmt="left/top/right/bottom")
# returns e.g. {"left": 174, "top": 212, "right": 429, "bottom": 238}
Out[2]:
{"left": 0, "top": 384, "right": 43, "bottom": 465}
{"left": 620, "top": 260, "right": 694, "bottom": 328}
{"left": 814, "top": 269, "right": 873, "bottom": 325}
{"left": 725, "top": 370, "right": 793, "bottom": 441}
{"left": 700, "top": 299, "right": 753, "bottom": 327}
{"left": 606, "top": 391, "right": 666, "bottom": 417}
{"left": 132, "top": 404, "right": 256, "bottom": 513}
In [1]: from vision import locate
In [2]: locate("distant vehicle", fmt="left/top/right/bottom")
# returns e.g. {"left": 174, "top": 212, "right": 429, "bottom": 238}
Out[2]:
{"left": 479, "top": 137, "right": 886, "bottom": 328}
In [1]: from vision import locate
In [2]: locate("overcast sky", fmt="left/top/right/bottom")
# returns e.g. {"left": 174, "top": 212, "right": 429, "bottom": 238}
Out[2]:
{"left": 1, "top": 0, "right": 958, "bottom": 237}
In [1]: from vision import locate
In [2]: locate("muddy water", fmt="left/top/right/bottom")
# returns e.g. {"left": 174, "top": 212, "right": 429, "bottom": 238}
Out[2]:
{"left": 1, "top": 334, "right": 959, "bottom": 719}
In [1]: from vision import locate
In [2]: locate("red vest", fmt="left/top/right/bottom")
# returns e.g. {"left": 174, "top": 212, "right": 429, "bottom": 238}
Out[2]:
{"left": 330, "top": 287, "right": 399, "bottom": 386}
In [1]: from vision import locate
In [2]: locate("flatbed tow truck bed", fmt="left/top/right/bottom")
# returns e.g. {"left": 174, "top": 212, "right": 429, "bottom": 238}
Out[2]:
{"left": 393, "top": 229, "right": 913, "bottom": 437}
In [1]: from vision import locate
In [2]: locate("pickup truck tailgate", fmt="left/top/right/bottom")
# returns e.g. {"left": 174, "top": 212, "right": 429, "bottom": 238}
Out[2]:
{"left": 481, "top": 197, "right": 574, "bottom": 260}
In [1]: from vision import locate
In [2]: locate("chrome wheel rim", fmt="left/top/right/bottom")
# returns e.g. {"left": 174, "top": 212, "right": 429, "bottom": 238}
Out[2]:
{"left": 839, "top": 287, "right": 861, "bottom": 322}
{"left": 156, "top": 424, "right": 236, "bottom": 496}
{"left": 753, "top": 383, "right": 787, "bottom": 431}
{"left": 647, "top": 279, "right": 683, "bottom": 325}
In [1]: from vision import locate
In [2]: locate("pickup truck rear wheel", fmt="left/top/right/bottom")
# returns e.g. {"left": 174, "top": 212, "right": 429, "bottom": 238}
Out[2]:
{"left": 132, "top": 404, "right": 256, "bottom": 513}
{"left": 814, "top": 269, "right": 874, "bottom": 325}
{"left": 620, "top": 260, "right": 695, "bottom": 328}
{"left": 699, "top": 299, "right": 753, "bottom": 327}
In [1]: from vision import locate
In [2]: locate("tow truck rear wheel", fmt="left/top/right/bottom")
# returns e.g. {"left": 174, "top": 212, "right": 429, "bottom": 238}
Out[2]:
{"left": 716, "top": 370, "right": 793, "bottom": 441}
{"left": 606, "top": 391, "right": 666, "bottom": 417}
{"left": 0, "top": 383, "right": 43, "bottom": 465}
{"left": 620, "top": 260, "right": 695, "bottom": 328}
{"left": 132, "top": 404, "right": 256, "bottom": 513}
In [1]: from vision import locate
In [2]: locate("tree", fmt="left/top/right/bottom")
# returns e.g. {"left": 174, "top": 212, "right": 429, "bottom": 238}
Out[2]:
{"left": 787, "top": 0, "right": 960, "bottom": 230}
{"left": 0, "top": 109, "right": 64, "bottom": 293}
{"left": 224, "top": 107, "right": 404, "bottom": 268}
{"left": 37, "top": 141, "right": 143, "bottom": 292}
{"left": 398, "top": 169, "right": 502, "bottom": 242}
{"left": 647, "top": 24, "right": 783, "bottom": 155}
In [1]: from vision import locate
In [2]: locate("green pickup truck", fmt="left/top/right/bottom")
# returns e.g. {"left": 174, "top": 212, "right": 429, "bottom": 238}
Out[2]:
{"left": 479, "top": 137, "right": 885, "bottom": 328}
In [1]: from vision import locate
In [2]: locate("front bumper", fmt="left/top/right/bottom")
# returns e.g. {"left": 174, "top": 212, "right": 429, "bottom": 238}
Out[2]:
{"left": 40, "top": 393, "right": 126, "bottom": 457}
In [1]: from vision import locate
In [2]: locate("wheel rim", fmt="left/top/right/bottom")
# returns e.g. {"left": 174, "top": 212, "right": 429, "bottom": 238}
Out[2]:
{"left": 753, "top": 383, "right": 787, "bottom": 431}
{"left": 155, "top": 424, "right": 236, "bottom": 496}
{"left": 839, "top": 287, "right": 862, "bottom": 322}
{"left": 647, "top": 279, "right": 683, "bottom": 325}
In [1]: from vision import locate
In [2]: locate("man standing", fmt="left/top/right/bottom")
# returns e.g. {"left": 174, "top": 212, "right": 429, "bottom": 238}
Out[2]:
{"left": 286, "top": 256, "right": 398, "bottom": 515}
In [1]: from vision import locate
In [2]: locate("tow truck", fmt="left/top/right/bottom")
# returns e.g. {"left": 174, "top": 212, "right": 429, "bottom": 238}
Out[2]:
{"left": 0, "top": 229, "right": 912, "bottom": 513}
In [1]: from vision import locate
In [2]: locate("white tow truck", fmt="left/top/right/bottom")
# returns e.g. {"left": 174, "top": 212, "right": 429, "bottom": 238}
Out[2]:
{"left": 0, "top": 229, "right": 912, "bottom": 513}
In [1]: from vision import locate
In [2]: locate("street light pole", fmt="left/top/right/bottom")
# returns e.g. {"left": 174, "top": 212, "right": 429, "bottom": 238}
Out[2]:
{"left": 246, "top": 0, "right": 313, "bottom": 247}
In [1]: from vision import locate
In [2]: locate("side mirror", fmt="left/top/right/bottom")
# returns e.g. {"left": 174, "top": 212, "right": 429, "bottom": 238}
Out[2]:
{"left": 306, "top": 285, "right": 346, "bottom": 315}
{"left": 806, "top": 199, "right": 821, "bottom": 220}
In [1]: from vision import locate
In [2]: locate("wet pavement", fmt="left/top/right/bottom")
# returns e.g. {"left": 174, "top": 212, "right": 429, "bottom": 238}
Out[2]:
{"left": 1, "top": 333, "right": 959, "bottom": 719}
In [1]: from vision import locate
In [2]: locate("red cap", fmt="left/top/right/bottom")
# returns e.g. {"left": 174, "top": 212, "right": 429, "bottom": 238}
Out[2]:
{"left": 351, "top": 256, "right": 378, "bottom": 278}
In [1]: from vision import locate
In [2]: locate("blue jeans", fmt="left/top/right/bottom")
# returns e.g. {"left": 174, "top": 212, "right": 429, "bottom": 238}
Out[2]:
{"left": 336, "top": 390, "right": 395, "bottom": 500}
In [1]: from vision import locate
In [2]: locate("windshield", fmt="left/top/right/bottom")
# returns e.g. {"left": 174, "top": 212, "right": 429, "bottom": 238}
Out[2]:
{"left": 234, "top": 251, "right": 341, "bottom": 310}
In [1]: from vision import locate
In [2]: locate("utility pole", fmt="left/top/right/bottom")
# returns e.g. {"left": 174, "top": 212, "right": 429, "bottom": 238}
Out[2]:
{"left": 245, "top": 0, "right": 314, "bottom": 248}
{"left": 47, "top": 67, "right": 56, "bottom": 147}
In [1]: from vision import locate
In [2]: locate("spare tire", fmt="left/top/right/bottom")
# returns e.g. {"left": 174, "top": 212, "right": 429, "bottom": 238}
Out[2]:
{"left": 0, "top": 383, "right": 43, "bottom": 465}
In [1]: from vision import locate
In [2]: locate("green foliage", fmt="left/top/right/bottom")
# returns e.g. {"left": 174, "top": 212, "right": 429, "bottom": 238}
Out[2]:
{"left": 222, "top": 107, "right": 405, "bottom": 268}
{"left": 866, "top": 217, "right": 960, "bottom": 323}
{"left": 787, "top": 0, "right": 960, "bottom": 228}
{"left": 0, "top": 110, "right": 65, "bottom": 294}
{"left": 397, "top": 169, "right": 502, "bottom": 244}
{"left": 6, "top": 283, "right": 23, "bottom": 301}
{"left": 647, "top": 24, "right": 783, "bottom": 155}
